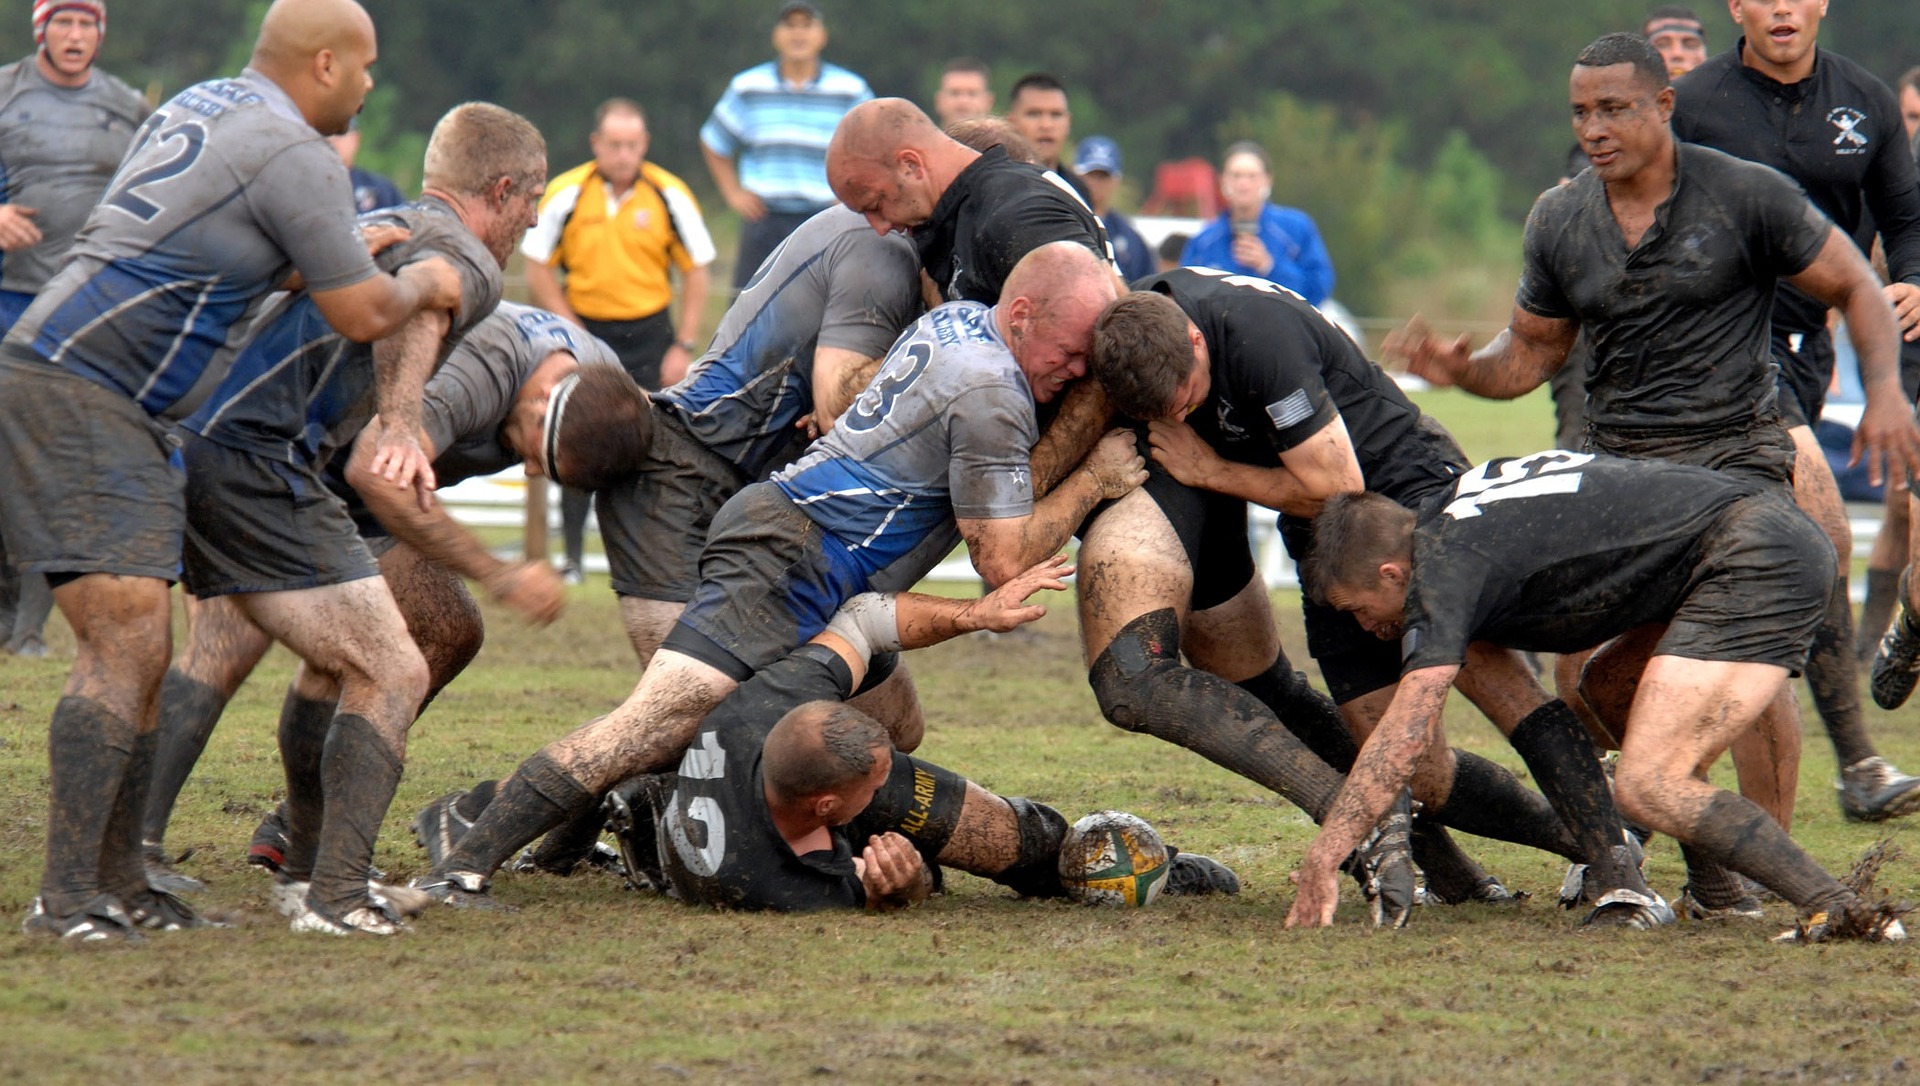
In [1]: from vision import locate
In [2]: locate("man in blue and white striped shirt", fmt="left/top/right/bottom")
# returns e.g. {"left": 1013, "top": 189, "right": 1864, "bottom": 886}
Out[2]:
{"left": 701, "top": 0, "right": 871, "bottom": 290}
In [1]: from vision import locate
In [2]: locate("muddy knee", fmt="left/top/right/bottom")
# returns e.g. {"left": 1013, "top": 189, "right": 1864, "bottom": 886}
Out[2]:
{"left": 1088, "top": 609, "right": 1183, "bottom": 734}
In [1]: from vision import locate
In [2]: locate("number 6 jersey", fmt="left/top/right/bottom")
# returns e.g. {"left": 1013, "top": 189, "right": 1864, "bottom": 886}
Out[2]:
{"left": 3, "top": 69, "right": 376, "bottom": 422}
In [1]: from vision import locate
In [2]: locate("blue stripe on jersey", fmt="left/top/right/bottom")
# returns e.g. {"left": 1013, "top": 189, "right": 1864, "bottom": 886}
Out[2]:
{"left": 181, "top": 295, "right": 357, "bottom": 463}
{"left": 773, "top": 456, "right": 946, "bottom": 576}
{"left": 37, "top": 257, "right": 250, "bottom": 416}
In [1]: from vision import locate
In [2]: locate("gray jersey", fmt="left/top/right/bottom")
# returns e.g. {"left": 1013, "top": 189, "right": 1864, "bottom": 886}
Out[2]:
{"left": 424, "top": 301, "right": 620, "bottom": 486}
{"left": 0, "top": 56, "right": 148, "bottom": 295}
{"left": 770, "top": 300, "right": 1036, "bottom": 581}
{"left": 658, "top": 205, "right": 920, "bottom": 475}
{"left": 5, "top": 70, "right": 376, "bottom": 421}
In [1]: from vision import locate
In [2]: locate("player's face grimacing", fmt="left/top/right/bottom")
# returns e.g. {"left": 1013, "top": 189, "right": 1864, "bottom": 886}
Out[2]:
{"left": 40, "top": 11, "right": 101, "bottom": 79}
{"left": 1009, "top": 302, "right": 1101, "bottom": 404}
{"left": 1569, "top": 62, "right": 1673, "bottom": 183}
{"left": 1326, "top": 571, "right": 1409, "bottom": 641}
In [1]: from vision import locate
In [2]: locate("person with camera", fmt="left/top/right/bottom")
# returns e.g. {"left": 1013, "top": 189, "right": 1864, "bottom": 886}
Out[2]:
{"left": 1178, "top": 140, "right": 1334, "bottom": 306}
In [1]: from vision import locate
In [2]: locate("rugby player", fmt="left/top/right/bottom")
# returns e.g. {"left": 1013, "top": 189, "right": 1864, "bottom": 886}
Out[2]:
{"left": 1086, "top": 274, "right": 1656, "bottom": 922}
{"left": 0, "top": 0, "right": 466, "bottom": 942}
{"left": 1290, "top": 454, "right": 1903, "bottom": 944}
{"left": 166, "top": 101, "right": 548, "bottom": 935}
{"left": 410, "top": 242, "right": 1141, "bottom": 906}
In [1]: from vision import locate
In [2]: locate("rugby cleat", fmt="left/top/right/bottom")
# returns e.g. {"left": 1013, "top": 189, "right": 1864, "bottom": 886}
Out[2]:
{"left": 1162, "top": 851, "right": 1242, "bottom": 896}
{"left": 1870, "top": 608, "right": 1920, "bottom": 711}
{"left": 1677, "top": 886, "right": 1766, "bottom": 921}
{"left": 1342, "top": 797, "right": 1416, "bottom": 928}
{"left": 409, "top": 869, "right": 515, "bottom": 911}
{"left": 1773, "top": 902, "right": 1908, "bottom": 945}
{"left": 246, "top": 806, "right": 291, "bottom": 871}
{"left": 411, "top": 790, "right": 477, "bottom": 870}
{"left": 126, "top": 887, "right": 223, "bottom": 931}
{"left": 1581, "top": 888, "right": 1676, "bottom": 930}
{"left": 270, "top": 874, "right": 310, "bottom": 918}
{"left": 604, "top": 778, "right": 668, "bottom": 894}
{"left": 1559, "top": 835, "right": 1649, "bottom": 909}
{"left": 1837, "top": 757, "right": 1920, "bottom": 824}
{"left": 21, "top": 894, "right": 143, "bottom": 944}
{"left": 510, "top": 841, "right": 625, "bottom": 878}
{"left": 289, "top": 902, "right": 403, "bottom": 937}
{"left": 142, "top": 843, "right": 206, "bottom": 895}
{"left": 273, "top": 873, "right": 429, "bottom": 920}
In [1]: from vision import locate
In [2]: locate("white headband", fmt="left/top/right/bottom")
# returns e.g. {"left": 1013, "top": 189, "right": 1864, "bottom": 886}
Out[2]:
{"left": 542, "top": 372, "right": 583, "bottom": 482}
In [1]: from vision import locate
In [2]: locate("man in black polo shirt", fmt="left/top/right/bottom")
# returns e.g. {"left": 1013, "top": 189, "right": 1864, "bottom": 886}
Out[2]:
{"left": 1288, "top": 454, "right": 1903, "bottom": 944}
{"left": 1671, "top": 0, "right": 1920, "bottom": 823}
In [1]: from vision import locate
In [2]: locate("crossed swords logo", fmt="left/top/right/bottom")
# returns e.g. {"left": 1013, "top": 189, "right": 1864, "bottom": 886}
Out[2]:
{"left": 1829, "top": 107, "right": 1869, "bottom": 149}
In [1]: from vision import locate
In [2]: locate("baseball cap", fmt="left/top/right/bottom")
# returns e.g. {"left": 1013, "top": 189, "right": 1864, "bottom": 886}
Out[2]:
{"left": 1075, "top": 136, "right": 1122, "bottom": 176}
{"left": 775, "top": 1, "right": 822, "bottom": 23}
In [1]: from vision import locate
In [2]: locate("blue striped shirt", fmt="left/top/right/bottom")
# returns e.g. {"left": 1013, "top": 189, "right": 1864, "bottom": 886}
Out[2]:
{"left": 700, "top": 62, "right": 871, "bottom": 213}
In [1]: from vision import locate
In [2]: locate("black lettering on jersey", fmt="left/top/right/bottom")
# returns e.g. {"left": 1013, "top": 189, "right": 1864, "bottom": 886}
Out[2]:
{"left": 1443, "top": 450, "right": 1592, "bottom": 520}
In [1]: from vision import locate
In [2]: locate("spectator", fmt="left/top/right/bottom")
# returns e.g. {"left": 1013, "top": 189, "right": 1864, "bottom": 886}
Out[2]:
{"left": 1156, "top": 231, "right": 1189, "bottom": 273}
{"left": 1900, "top": 67, "right": 1920, "bottom": 151}
{"left": 327, "top": 118, "right": 405, "bottom": 213}
{"left": 702, "top": 1, "right": 871, "bottom": 291}
{"left": 1642, "top": 5, "right": 1708, "bottom": 79}
{"left": 524, "top": 96, "right": 716, "bottom": 584}
{"left": 1180, "top": 140, "right": 1335, "bottom": 306}
{"left": 1007, "top": 72, "right": 1091, "bottom": 204}
{"left": 932, "top": 57, "right": 993, "bottom": 128}
{"left": 1074, "top": 136, "right": 1152, "bottom": 281}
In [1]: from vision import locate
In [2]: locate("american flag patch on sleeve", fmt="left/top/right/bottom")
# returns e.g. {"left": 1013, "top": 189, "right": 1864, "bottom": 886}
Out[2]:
{"left": 1265, "top": 390, "right": 1314, "bottom": 430}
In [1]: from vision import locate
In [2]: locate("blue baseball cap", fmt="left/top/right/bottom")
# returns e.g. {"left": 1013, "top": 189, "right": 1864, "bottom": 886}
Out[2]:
{"left": 1075, "top": 136, "right": 1122, "bottom": 176}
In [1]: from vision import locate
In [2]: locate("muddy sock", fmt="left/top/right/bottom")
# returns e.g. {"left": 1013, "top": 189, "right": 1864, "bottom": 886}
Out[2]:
{"left": 1677, "top": 842, "right": 1747, "bottom": 906}
{"left": 1684, "top": 792, "right": 1848, "bottom": 912}
{"left": 1410, "top": 820, "right": 1491, "bottom": 902}
{"left": 141, "top": 670, "right": 230, "bottom": 850}
{"left": 41, "top": 696, "right": 135, "bottom": 916}
{"left": 1091, "top": 610, "right": 1343, "bottom": 821}
{"left": 308, "top": 714, "right": 404, "bottom": 914}
{"left": 989, "top": 797, "right": 1071, "bottom": 899}
{"left": 441, "top": 753, "right": 597, "bottom": 879}
{"left": 455, "top": 779, "right": 498, "bottom": 822}
{"left": 276, "top": 692, "right": 337, "bottom": 882}
{"left": 1236, "top": 654, "right": 1360, "bottom": 770}
{"left": 1508, "top": 699, "right": 1642, "bottom": 891}
{"left": 1428, "top": 750, "right": 1582, "bottom": 862}
{"left": 1860, "top": 568, "right": 1900, "bottom": 662}
{"left": 527, "top": 801, "right": 610, "bottom": 874}
{"left": 1809, "top": 576, "right": 1877, "bottom": 767}
{"left": 98, "top": 728, "right": 159, "bottom": 900}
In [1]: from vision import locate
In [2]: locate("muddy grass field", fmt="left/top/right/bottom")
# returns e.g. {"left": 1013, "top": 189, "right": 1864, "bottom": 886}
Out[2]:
{"left": 3, "top": 389, "right": 1918, "bottom": 1084}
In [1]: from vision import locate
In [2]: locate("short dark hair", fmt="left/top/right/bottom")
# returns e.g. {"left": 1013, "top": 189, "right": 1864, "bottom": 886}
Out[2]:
{"left": 1009, "top": 71, "right": 1067, "bottom": 107}
{"left": 943, "top": 57, "right": 989, "bottom": 79}
{"left": 945, "top": 117, "right": 1040, "bottom": 164}
{"left": 1090, "top": 291, "right": 1192, "bottom": 420}
{"left": 1641, "top": 5, "right": 1703, "bottom": 37}
{"left": 1221, "top": 139, "right": 1271, "bottom": 175}
{"left": 1156, "top": 232, "right": 1189, "bottom": 265}
{"left": 594, "top": 97, "right": 645, "bottom": 131}
{"left": 556, "top": 363, "right": 653, "bottom": 490}
{"left": 1575, "top": 32, "right": 1671, "bottom": 92}
{"left": 763, "top": 702, "right": 890, "bottom": 803}
{"left": 1301, "top": 491, "right": 1417, "bottom": 607}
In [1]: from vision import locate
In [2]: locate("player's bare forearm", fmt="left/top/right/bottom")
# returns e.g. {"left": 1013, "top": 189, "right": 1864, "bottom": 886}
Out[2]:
{"left": 1029, "top": 381, "right": 1113, "bottom": 495}
{"left": 346, "top": 424, "right": 500, "bottom": 583}
{"left": 1452, "top": 323, "right": 1568, "bottom": 400}
{"left": 373, "top": 308, "right": 452, "bottom": 437}
{"left": 962, "top": 471, "right": 1104, "bottom": 588}
{"left": 810, "top": 347, "right": 884, "bottom": 433}
{"left": 894, "top": 555, "right": 1071, "bottom": 645}
{"left": 1301, "top": 667, "right": 1454, "bottom": 875}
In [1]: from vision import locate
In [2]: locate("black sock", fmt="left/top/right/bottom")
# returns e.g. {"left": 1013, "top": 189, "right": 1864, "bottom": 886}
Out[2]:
{"left": 1860, "top": 568, "right": 1900, "bottom": 661}
{"left": 1507, "top": 699, "right": 1642, "bottom": 892}
{"left": 987, "top": 797, "right": 1070, "bottom": 899}
{"left": 309, "top": 714, "right": 404, "bottom": 914}
{"left": 41, "top": 696, "right": 134, "bottom": 916}
{"left": 528, "top": 801, "right": 609, "bottom": 874}
{"left": 1236, "top": 654, "right": 1360, "bottom": 770}
{"left": 1677, "top": 842, "right": 1747, "bottom": 906}
{"left": 1428, "top": 750, "right": 1582, "bottom": 862}
{"left": 1410, "top": 819, "right": 1489, "bottom": 903}
{"left": 1808, "top": 576, "right": 1877, "bottom": 767}
{"left": 1684, "top": 792, "right": 1848, "bottom": 912}
{"left": 276, "top": 691, "right": 337, "bottom": 881}
{"left": 141, "top": 670, "right": 230, "bottom": 850}
{"left": 98, "top": 728, "right": 159, "bottom": 900}
{"left": 441, "top": 753, "right": 597, "bottom": 879}
{"left": 455, "top": 779, "right": 498, "bottom": 822}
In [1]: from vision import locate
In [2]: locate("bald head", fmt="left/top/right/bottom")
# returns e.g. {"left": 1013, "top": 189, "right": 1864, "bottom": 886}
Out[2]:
{"left": 1003, "top": 240, "right": 1116, "bottom": 309}
{"left": 762, "top": 701, "right": 892, "bottom": 809}
{"left": 828, "top": 98, "right": 981, "bottom": 236}
{"left": 830, "top": 97, "right": 945, "bottom": 166}
{"left": 250, "top": 0, "right": 378, "bottom": 136}
{"left": 1000, "top": 241, "right": 1119, "bottom": 403}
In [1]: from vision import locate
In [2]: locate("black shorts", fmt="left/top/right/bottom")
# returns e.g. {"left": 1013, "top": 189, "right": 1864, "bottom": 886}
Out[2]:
{"left": 1136, "top": 466, "right": 1256, "bottom": 612}
{"left": 1588, "top": 416, "right": 1796, "bottom": 489}
{"left": 1901, "top": 336, "right": 1920, "bottom": 404}
{"left": 1770, "top": 325, "right": 1834, "bottom": 430}
{"left": 0, "top": 354, "right": 184, "bottom": 581}
{"left": 1659, "top": 491, "right": 1830, "bottom": 672}
{"left": 847, "top": 749, "right": 969, "bottom": 860}
{"left": 662, "top": 483, "right": 868, "bottom": 681}
{"left": 582, "top": 311, "right": 675, "bottom": 392}
{"left": 599, "top": 408, "right": 747, "bottom": 603}
{"left": 179, "top": 433, "right": 379, "bottom": 598}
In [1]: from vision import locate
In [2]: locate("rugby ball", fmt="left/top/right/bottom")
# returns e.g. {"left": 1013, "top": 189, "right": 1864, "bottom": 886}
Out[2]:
{"left": 1058, "top": 810, "right": 1170, "bottom": 908}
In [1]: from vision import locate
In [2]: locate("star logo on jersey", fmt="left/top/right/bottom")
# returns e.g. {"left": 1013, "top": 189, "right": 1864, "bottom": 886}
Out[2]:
{"left": 1828, "top": 107, "right": 1869, "bottom": 153}
{"left": 1007, "top": 465, "right": 1031, "bottom": 493}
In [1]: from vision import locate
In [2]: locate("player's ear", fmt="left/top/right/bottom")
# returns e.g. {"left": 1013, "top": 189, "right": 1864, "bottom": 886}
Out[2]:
{"left": 1378, "top": 561, "right": 1409, "bottom": 587}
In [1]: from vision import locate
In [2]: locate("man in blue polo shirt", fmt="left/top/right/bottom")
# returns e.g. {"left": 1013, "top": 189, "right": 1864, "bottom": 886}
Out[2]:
{"left": 701, "top": 1, "right": 871, "bottom": 290}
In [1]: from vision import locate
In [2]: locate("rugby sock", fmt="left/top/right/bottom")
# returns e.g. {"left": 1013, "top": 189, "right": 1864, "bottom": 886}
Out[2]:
{"left": 1859, "top": 568, "right": 1901, "bottom": 663}
{"left": 988, "top": 797, "right": 1070, "bottom": 899}
{"left": 97, "top": 727, "right": 159, "bottom": 901}
{"left": 1684, "top": 792, "right": 1848, "bottom": 912}
{"left": 1808, "top": 576, "right": 1877, "bottom": 767}
{"left": 1507, "top": 700, "right": 1644, "bottom": 892}
{"left": 1426, "top": 751, "right": 1582, "bottom": 862}
{"left": 441, "top": 752, "right": 597, "bottom": 879}
{"left": 525, "top": 803, "right": 608, "bottom": 874}
{"left": 40, "top": 696, "right": 134, "bottom": 917}
{"left": 141, "top": 670, "right": 229, "bottom": 849}
{"left": 454, "top": 779, "right": 498, "bottom": 822}
{"left": 1410, "top": 820, "right": 1493, "bottom": 904}
{"left": 276, "top": 692, "right": 337, "bottom": 881}
{"left": 1235, "top": 655, "right": 1360, "bottom": 770}
{"left": 1090, "top": 609, "right": 1343, "bottom": 821}
{"left": 309, "top": 714, "right": 403, "bottom": 915}
{"left": 1676, "top": 842, "right": 1748, "bottom": 908}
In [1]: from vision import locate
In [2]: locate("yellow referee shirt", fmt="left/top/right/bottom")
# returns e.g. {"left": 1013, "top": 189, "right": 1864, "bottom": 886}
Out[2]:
{"left": 520, "top": 160, "right": 717, "bottom": 322}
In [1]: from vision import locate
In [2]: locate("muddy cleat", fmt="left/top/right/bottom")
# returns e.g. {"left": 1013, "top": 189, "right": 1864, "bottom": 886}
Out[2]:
{"left": 605, "top": 779, "right": 668, "bottom": 894}
{"left": 126, "top": 888, "right": 223, "bottom": 931}
{"left": 412, "top": 790, "right": 476, "bottom": 870}
{"left": 1582, "top": 888, "right": 1676, "bottom": 930}
{"left": 1162, "top": 851, "right": 1241, "bottom": 896}
{"left": 289, "top": 901, "right": 403, "bottom": 936}
{"left": 1342, "top": 798, "right": 1416, "bottom": 928}
{"left": 1837, "top": 757, "right": 1920, "bottom": 823}
{"left": 142, "top": 844, "right": 205, "bottom": 895}
{"left": 270, "top": 874, "right": 310, "bottom": 918}
{"left": 1871, "top": 609, "right": 1920, "bottom": 711}
{"left": 1774, "top": 903, "right": 1908, "bottom": 945}
{"left": 1559, "top": 836, "right": 1649, "bottom": 909}
{"left": 246, "top": 806, "right": 291, "bottom": 871}
{"left": 21, "top": 894, "right": 143, "bottom": 944}
{"left": 1677, "top": 880, "right": 1766, "bottom": 921}
{"left": 409, "top": 870, "right": 515, "bottom": 912}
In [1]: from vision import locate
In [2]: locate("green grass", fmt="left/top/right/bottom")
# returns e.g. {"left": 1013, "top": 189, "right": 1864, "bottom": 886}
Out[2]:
{"left": 4, "top": 562, "right": 1920, "bottom": 1083}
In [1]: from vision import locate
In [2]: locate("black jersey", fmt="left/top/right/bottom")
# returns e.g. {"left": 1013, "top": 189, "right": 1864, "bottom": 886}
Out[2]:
{"left": 1143, "top": 267, "right": 1465, "bottom": 504}
{"left": 915, "top": 145, "right": 1111, "bottom": 304}
{"left": 1399, "top": 451, "right": 1761, "bottom": 671}
{"left": 658, "top": 648, "right": 868, "bottom": 912}
{"left": 1517, "top": 144, "right": 1830, "bottom": 433}
{"left": 1673, "top": 43, "right": 1920, "bottom": 335}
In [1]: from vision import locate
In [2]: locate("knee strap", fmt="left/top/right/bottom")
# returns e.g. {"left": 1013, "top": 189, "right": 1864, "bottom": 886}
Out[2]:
{"left": 1088, "top": 608, "right": 1183, "bottom": 733}
{"left": 992, "top": 797, "right": 1070, "bottom": 899}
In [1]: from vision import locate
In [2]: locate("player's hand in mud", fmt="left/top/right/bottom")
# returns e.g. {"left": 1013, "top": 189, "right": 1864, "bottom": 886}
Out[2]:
{"left": 368, "top": 420, "right": 438, "bottom": 511}
{"left": 962, "top": 554, "right": 1074, "bottom": 633}
{"left": 482, "top": 560, "right": 565, "bottom": 626}
{"left": 1145, "top": 417, "right": 1225, "bottom": 490}
{"left": 1285, "top": 860, "right": 1342, "bottom": 929}
{"left": 1383, "top": 314, "right": 1472, "bottom": 388}
{"left": 1081, "top": 428, "right": 1149, "bottom": 500}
